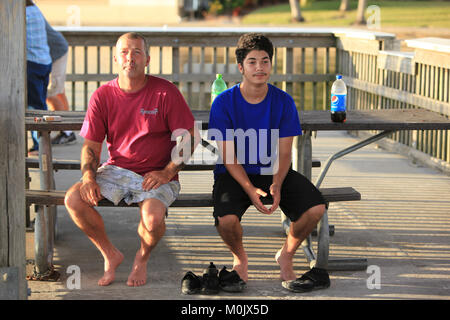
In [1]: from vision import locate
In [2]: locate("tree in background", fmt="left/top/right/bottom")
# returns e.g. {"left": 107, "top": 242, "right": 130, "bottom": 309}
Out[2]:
{"left": 355, "top": 0, "right": 367, "bottom": 25}
{"left": 340, "top": 0, "right": 350, "bottom": 12}
{"left": 289, "top": 0, "right": 305, "bottom": 22}
{"left": 339, "top": 0, "right": 369, "bottom": 25}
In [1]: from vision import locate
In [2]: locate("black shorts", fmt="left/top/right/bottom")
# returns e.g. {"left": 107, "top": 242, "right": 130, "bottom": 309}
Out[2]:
{"left": 212, "top": 168, "right": 326, "bottom": 225}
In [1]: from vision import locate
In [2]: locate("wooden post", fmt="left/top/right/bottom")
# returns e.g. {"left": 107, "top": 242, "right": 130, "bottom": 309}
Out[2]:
{"left": 0, "top": 0, "right": 27, "bottom": 299}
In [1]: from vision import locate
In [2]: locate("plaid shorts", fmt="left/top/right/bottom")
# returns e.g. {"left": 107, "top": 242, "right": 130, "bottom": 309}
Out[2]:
{"left": 94, "top": 165, "right": 180, "bottom": 208}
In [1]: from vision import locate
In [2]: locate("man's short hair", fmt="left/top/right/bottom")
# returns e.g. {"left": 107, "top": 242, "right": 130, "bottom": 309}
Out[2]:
{"left": 117, "top": 32, "right": 149, "bottom": 56}
{"left": 235, "top": 33, "right": 273, "bottom": 65}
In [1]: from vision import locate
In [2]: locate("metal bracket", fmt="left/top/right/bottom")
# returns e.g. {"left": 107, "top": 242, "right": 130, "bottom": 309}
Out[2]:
{"left": 315, "top": 130, "right": 394, "bottom": 188}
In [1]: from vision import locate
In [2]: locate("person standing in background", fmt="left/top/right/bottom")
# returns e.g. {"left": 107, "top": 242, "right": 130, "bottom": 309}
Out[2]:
{"left": 45, "top": 19, "right": 77, "bottom": 145}
{"left": 26, "top": 0, "right": 52, "bottom": 156}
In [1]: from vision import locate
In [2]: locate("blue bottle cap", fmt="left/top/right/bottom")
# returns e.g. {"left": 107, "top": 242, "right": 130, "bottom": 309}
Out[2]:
{"left": 336, "top": 75, "right": 342, "bottom": 80}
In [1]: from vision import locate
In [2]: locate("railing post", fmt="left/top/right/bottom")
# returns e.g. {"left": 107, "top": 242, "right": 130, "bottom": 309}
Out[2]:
{"left": 0, "top": 0, "right": 27, "bottom": 300}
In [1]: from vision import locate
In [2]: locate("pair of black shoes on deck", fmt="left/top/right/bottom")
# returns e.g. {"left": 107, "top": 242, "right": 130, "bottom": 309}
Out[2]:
{"left": 181, "top": 262, "right": 246, "bottom": 295}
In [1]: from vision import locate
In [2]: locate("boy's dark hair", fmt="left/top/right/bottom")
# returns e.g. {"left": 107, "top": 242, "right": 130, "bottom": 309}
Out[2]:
{"left": 235, "top": 33, "right": 273, "bottom": 65}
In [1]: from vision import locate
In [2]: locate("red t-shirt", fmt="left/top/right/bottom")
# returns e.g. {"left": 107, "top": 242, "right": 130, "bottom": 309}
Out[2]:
{"left": 80, "top": 75, "right": 195, "bottom": 179}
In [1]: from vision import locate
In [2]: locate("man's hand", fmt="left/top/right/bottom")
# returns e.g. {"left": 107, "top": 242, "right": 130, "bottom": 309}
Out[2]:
{"left": 80, "top": 178, "right": 102, "bottom": 206}
{"left": 269, "top": 183, "right": 281, "bottom": 214}
{"left": 247, "top": 186, "right": 272, "bottom": 215}
{"left": 142, "top": 170, "right": 172, "bottom": 191}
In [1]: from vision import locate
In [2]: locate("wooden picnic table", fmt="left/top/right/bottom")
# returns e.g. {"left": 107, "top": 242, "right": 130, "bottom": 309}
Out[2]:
{"left": 25, "top": 108, "right": 450, "bottom": 275}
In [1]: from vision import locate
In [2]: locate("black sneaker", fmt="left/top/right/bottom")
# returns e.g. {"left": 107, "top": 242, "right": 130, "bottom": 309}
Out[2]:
{"left": 201, "top": 262, "right": 220, "bottom": 294}
{"left": 282, "top": 267, "right": 330, "bottom": 293}
{"left": 219, "top": 266, "right": 246, "bottom": 292}
{"left": 51, "top": 132, "right": 76, "bottom": 145}
{"left": 181, "top": 271, "right": 203, "bottom": 295}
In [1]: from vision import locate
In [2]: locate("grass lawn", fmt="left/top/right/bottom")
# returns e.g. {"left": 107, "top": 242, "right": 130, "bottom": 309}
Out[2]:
{"left": 241, "top": 0, "right": 450, "bottom": 28}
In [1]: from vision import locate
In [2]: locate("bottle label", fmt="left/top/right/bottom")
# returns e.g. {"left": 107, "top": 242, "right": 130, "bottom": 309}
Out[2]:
{"left": 211, "top": 91, "right": 223, "bottom": 104}
{"left": 331, "top": 94, "right": 346, "bottom": 112}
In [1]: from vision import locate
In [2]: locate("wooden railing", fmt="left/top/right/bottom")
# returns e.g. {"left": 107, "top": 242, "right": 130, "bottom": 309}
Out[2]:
{"left": 336, "top": 33, "right": 450, "bottom": 166}
{"left": 57, "top": 26, "right": 449, "bottom": 169}
{"left": 59, "top": 27, "right": 343, "bottom": 111}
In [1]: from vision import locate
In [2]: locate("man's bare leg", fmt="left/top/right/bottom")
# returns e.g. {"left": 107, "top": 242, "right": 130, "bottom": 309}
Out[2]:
{"left": 276, "top": 204, "right": 326, "bottom": 281}
{"left": 65, "top": 183, "right": 124, "bottom": 286}
{"left": 127, "top": 198, "right": 166, "bottom": 287}
{"left": 216, "top": 215, "right": 248, "bottom": 282}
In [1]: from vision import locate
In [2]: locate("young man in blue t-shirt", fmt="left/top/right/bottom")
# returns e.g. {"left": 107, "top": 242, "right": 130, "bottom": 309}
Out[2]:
{"left": 208, "top": 33, "right": 329, "bottom": 293}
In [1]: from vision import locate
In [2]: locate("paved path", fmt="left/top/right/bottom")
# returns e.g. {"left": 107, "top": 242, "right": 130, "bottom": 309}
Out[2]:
{"left": 26, "top": 130, "right": 450, "bottom": 300}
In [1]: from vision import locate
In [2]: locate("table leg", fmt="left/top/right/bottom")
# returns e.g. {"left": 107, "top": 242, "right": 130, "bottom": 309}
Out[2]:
{"left": 312, "top": 131, "right": 395, "bottom": 272}
{"left": 284, "top": 132, "right": 323, "bottom": 267}
{"left": 282, "top": 131, "right": 313, "bottom": 232}
{"left": 33, "top": 131, "right": 58, "bottom": 279}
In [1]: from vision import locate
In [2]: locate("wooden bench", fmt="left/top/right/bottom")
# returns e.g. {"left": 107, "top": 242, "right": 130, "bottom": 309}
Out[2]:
{"left": 26, "top": 185, "right": 361, "bottom": 273}
{"left": 26, "top": 187, "right": 360, "bottom": 208}
{"left": 25, "top": 157, "right": 322, "bottom": 171}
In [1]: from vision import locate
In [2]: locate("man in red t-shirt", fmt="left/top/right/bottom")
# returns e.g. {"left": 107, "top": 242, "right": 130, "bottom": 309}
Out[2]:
{"left": 65, "top": 32, "right": 199, "bottom": 287}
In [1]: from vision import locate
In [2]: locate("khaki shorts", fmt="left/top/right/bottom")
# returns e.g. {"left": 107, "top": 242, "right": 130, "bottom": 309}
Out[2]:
{"left": 94, "top": 165, "right": 180, "bottom": 208}
{"left": 47, "top": 52, "right": 68, "bottom": 97}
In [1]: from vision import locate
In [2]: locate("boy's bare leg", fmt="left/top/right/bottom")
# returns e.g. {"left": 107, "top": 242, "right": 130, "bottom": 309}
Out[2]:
{"left": 216, "top": 215, "right": 249, "bottom": 282}
{"left": 276, "top": 204, "right": 326, "bottom": 281}
{"left": 65, "top": 182, "right": 124, "bottom": 286}
{"left": 127, "top": 198, "right": 166, "bottom": 287}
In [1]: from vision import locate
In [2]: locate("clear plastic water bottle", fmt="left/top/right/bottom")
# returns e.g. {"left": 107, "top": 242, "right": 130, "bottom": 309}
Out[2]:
{"left": 211, "top": 74, "right": 227, "bottom": 105}
{"left": 330, "top": 74, "right": 347, "bottom": 123}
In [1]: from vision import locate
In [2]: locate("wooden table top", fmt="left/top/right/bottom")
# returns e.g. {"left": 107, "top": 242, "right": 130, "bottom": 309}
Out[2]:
{"left": 26, "top": 108, "right": 450, "bottom": 131}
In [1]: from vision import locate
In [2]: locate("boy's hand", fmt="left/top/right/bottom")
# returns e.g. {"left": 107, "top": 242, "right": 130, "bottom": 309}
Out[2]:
{"left": 269, "top": 183, "right": 281, "bottom": 213}
{"left": 247, "top": 187, "right": 271, "bottom": 215}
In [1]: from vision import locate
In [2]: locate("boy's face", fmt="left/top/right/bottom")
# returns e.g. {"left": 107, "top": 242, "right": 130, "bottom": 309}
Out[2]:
{"left": 238, "top": 49, "right": 272, "bottom": 85}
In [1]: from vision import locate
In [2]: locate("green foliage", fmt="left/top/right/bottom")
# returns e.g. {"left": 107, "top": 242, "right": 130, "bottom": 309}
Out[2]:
{"left": 208, "top": 0, "right": 245, "bottom": 15}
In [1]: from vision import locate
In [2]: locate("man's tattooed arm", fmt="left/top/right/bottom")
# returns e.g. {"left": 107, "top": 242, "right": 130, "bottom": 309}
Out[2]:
{"left": 80, "top": 140, "right": 102, "bottom": 182}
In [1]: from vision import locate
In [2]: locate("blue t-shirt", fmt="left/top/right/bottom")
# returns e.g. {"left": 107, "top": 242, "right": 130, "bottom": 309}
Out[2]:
{"left": 208, "top": 83, "right": 302, "bottom": 177}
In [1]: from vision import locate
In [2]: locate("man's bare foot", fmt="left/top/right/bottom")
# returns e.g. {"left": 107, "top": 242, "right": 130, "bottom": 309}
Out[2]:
{"left": 98, "top": 250, "right": 124, "bottom": 286}
{"left": 127, "top": 253, "right": 148, "bottom": 287}
{"left": 275, "top": 249, "right": 296, "bottom": 281}
{"left": 232, "top": 259, "right": 249, "bottom": 282}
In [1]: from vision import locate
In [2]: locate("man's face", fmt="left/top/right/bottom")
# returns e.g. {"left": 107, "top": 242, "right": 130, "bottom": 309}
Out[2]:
{"left": 238, "top": 49, "right": 272, "bottom": 85}
{"left": 114, "top": 36, "right": 149, "bottom": 79}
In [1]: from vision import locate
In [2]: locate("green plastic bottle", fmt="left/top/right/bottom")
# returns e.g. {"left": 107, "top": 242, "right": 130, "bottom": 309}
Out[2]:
{"left": 211, "top": 74, "right": 227, "bottom": 105}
